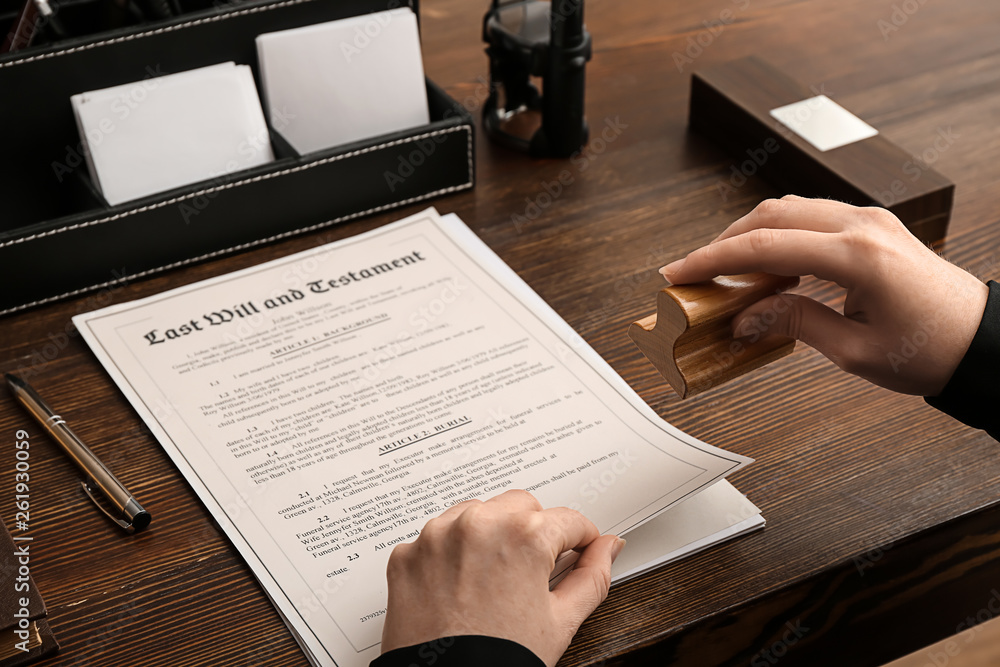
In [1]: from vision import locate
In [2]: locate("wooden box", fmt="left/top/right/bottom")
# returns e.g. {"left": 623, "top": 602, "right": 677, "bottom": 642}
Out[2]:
{"left": 689, "top": 56, "right": 953, "bottom": 244}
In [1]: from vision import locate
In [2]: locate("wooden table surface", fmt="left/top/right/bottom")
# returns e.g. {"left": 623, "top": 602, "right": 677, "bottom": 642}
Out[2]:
{"left": 3, "top": 0, "right": 1000, "bottom": 665}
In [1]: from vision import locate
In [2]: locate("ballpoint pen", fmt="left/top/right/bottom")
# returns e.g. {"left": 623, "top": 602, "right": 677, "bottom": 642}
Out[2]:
{"left": 5, "top": 373, "right": 151, "bottom": 534}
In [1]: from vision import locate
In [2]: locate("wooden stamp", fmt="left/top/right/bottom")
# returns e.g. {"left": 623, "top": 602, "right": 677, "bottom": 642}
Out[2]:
{"left": 628, "top": 273, "right": 799, "bottom": 398}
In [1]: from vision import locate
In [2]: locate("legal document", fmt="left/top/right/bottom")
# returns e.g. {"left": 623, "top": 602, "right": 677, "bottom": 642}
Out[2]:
{"left": 74, "top": 208, "right": 753, "bottom": 667}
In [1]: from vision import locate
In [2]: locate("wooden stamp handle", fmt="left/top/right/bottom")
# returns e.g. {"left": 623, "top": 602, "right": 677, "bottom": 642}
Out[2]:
{"left": 628, "top": 273, "right": 800, "bottom": 398}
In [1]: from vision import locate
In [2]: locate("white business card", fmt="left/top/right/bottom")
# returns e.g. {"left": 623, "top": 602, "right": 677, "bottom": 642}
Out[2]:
{"left": 256, "top": 8, "right": 430, "bottom": 155}
{"left": 71, "top": 62, "right": 274, "bottom": 206}
{"left": 769, "top": 95, "right": 878, "bottom": 152}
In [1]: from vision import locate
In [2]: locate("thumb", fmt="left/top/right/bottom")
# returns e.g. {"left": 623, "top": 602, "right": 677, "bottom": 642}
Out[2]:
{"left": 551, "top": 535, "right": 623, "bottom": 630}
{"left": 733, "top": 294, "right": 863, "bottom": 371}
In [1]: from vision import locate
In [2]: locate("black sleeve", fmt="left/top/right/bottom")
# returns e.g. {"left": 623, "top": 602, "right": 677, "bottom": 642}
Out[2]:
{"left": 370, "top": 635, "right": 545, "bottom": 667}
{"left": 925, "top": 280, "right": 1000, "bottom": 441}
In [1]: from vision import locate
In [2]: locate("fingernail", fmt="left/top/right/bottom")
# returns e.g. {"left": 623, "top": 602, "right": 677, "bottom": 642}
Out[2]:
{"left": 611, "top": 538, "right": 626, "bottom": 561}
{"left": 659, "top": 259, "right": 685, "bottom": 278}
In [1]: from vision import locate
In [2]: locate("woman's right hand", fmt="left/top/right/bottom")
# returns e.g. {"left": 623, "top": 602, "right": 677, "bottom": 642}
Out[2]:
{"left": 660, "top": 196, "right": 988, "bottom": 396}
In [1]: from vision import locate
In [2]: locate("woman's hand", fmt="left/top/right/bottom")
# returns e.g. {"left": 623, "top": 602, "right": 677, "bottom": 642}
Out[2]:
{"left": 660, "top": 196, "right": 988, "bottom": 395}
{"left": 381, "top": 489, "right": 623, "bottom": 667}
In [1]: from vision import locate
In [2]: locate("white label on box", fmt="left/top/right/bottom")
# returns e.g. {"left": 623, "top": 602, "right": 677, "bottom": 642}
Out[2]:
{"left": 769, "top": 95, "right": 878, "bottom": 152}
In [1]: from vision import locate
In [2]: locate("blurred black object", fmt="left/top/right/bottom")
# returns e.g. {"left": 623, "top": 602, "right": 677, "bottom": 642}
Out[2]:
{"left": 1, "top": 0, "right": 71, "bottom": 52}
{"left": 0, "top": 0, "right": 192, "bottom": 53}
{"left": 1, "top": 0, "right": 41, "bottom": 52}
{"left": 483, "top": 0, "right": 591, "bottom": 158}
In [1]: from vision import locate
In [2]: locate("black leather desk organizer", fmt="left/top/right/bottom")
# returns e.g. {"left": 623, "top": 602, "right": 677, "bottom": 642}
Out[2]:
{"left": 0, "top": 0, "right": 475, "bottom": 316}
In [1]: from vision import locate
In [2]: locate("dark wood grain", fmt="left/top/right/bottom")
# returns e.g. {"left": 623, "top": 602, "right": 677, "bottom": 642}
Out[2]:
{"left": 3, "top": 1, "right": 1000, "bottom": 665}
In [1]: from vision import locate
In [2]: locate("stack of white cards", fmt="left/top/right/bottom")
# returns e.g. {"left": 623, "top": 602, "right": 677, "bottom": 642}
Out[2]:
{"left": 256, "top": 7, "right": 430, "bottom": 155}
{"left": 70, "top": 62, "right": 274, "bottom": 206}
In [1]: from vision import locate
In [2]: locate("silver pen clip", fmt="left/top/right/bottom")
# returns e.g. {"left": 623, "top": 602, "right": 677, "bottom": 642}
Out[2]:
{"left": 81, "top": 479, "right": 137, "bottom": 534}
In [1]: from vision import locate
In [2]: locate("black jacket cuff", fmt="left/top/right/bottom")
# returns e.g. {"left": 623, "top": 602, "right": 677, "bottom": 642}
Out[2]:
{"left": 925, "top": 280, "right": 1000, "bottom": 440}
{"left": 370, "top": 635, "right": 545, "bottom": 667}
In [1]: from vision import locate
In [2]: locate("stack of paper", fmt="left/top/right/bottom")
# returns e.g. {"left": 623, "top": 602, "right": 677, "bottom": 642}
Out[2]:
{"left": 70, "top": 62, "right": 274, "bottom": 206}
{"left": 611, "top": 480, "right": 762, "bottom": 583}
{"left": 256, "top": 8, "right": 430, "bottom": 155}
{"left": 74, "top": 208, "right": 763, "bottom": 667}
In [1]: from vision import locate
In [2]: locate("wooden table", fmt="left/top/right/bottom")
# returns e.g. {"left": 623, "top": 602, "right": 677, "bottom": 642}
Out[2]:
{"left": 3, "top": 0, "right": 1000, "bottom": 665}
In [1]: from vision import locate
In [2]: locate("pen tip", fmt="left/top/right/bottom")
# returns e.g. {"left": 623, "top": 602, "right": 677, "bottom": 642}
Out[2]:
{"left": 4, "top": 373, "right": 23, "bottom": 388}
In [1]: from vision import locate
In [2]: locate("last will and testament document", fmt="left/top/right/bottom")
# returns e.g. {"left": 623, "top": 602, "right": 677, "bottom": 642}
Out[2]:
{"left": 74, "top": 208, "right": 759, "bottom": 667}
